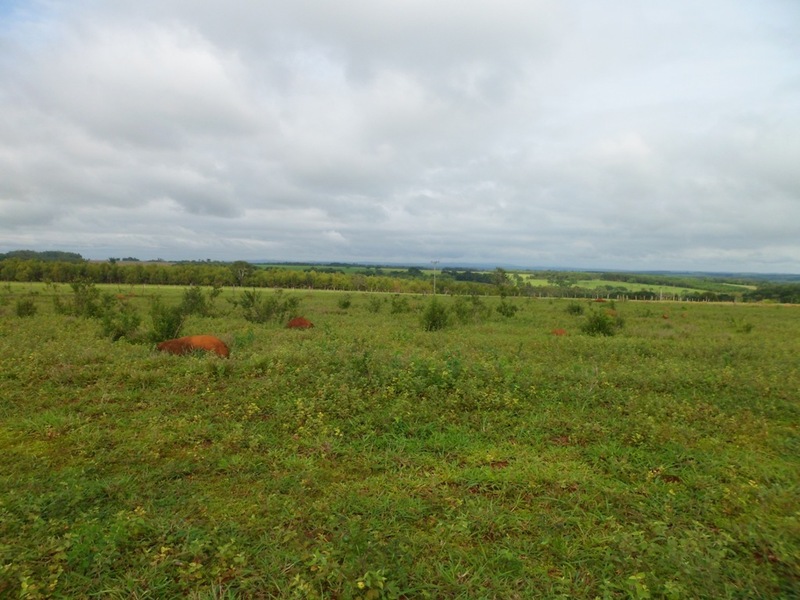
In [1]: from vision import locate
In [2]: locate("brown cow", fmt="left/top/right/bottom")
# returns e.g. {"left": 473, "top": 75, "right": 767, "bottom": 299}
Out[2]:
{"left": 157, "top": 335, "right": 230, "bottom": 358}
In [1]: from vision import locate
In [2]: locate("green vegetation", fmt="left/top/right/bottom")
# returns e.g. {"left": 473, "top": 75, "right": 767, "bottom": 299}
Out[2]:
{"left": 3, "top": 255, "right": 800, "bottom": 302}
{"left": 1, "top": 283, "right": 798, "bottom": 598}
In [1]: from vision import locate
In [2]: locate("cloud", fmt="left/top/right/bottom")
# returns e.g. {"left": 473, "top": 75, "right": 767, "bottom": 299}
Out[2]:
{"left": 0, "top": 0, "right": 798, "bottom": 271}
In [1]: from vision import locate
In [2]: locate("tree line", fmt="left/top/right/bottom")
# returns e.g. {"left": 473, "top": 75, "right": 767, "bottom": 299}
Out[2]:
{"left": 2, "top": 253, "right": 799, "bottom": 302}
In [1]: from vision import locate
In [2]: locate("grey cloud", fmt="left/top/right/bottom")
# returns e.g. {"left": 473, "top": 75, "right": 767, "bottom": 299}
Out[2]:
{"left": 0, "top": 0, "right": 798, "bottom": 271}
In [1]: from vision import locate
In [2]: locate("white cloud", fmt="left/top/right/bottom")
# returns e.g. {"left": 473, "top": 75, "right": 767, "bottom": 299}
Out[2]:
{"left": 0, "top": 0, "right": 798, "bottom": 271}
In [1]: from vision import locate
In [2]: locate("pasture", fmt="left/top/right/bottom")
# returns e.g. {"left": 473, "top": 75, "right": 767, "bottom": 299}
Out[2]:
{"left": 1, "top": 284, "right": 798, "bottom": 598}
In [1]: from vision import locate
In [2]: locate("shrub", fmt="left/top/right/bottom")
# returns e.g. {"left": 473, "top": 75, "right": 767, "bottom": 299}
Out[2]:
{"left": 390, "top": 294, "right": 411, "bottom": 314}
{"left": 581, "top": 310, "right": 622, "bottom": 336}
{"left": 566, "top": 302, "right": 585, "bottom": 315}
{"left": 15, "top": 297, "right": 37, "bottom": 317}
{"left": 180, "top": 286, "right": 210, "bottom": 316}
{"left": 366, "top": 296, "right": 383, "bottom": 313}
{"left": 452, "top": 295, "right": 491, "bottom": 324}
{"left": 730, "top": 317, "right": 755, "bottom": 333}
{"left": 422, "top": 298, "right": 449, "bottom": 331}
{"left": 235, "top": 289, "right": 300, "bottom": 324}
{"left": 337, "top": 294, "right": 352, "bottom": 310}
{"left": 496, "top": 299, "right": 519, "bottom": 318}
{"left": 149, "top": 298, "right": 186, "bottom": 342}
{"left": 54, "top": 280, "right": 102, "bottom": 317}
{"left": 100, "top": 296, "right": 142, "bottom": 341}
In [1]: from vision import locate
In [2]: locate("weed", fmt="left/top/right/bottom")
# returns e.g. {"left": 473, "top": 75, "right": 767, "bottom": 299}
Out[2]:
{"left": 566, "top": 301, "right": 585, "bottom": 315}
{"left": 181, "top": 286, "right": 211, "bottom": 316}
{"left": 496, "top": 299, "right": 519, "bottom": 318}
{"left": 390, "top": 294, "right": 411, "bottom": 314}
{"left": 149, "top": 297, "right": 186, "bottom": 341}
{"left": 15, "top": 297, "right": 37, "bottom": 317}
{"left": 730, "top": 317, "right": 755, "bottom": 333}
{"left": 581, "top": 310, "right": 623, "bottom": 336}
{"left": 366, "top": 295, "right": 384, "bottom": 313}
{"left": 452, "top": 295, "right": 491, "bottom": 324}
{"left": 337, "top": 294, "right": 353, "bottom": 310}
{"left": 234, "top": 289, "right": 300, "bottom": 323}
{"left": 421, "top": 298, "right": 449, "bottom": 331}
{"left": 99, "top": 296, "right": 142, "bottom": 341}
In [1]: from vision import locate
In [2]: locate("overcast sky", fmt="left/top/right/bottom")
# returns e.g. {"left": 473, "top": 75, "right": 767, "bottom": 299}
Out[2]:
{"left": 1, "top": 1, "right": 798, "bottom": 272}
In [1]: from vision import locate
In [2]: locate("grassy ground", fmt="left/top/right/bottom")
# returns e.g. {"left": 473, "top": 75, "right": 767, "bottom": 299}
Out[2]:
{"left": 1, "top": 285, "right": 798, "bottom": 598}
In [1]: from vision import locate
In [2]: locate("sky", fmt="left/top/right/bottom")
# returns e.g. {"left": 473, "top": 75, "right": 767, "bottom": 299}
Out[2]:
{"left": 1, "top": 1, "right": 799, "bottom": 272}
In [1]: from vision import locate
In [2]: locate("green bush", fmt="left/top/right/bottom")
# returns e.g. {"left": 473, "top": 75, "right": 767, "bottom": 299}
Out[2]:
{"left": 452, "top": 295, "right": 491, "bottom": 324}
{"left": 366, "top": 295, "right": 383, "bottom": 313}
{"left": 581, "top": 310, "right": 622, "bottom": 336}
{"left": 235, "top": 289, "right": 300, "bottom": 324}
{"left": 180, "top": 286, "right": 210, "bottom": 316}
{"left": 15, "top": 297, "right": 37, "bottom": 317}
{"left": 337, "top": 294, "right": 353, "bottom": 310}
{"left": 390, "top": 294, "right": 411, "bottom": 314}
{"left": 54, "top": 280, "right": 102, "bottom": 317}
{"left": 149, "top": 298, "right": 186, "bottom": 342}
{"left": 422, "top": 298, "right": 449, "bottom": 331}
{"left": 496, "top": 299, "right": 519, "bottom": 318}
{"left": 566, "top": 302, "right": 585, "bottom": 315}
{"left": 730, "top": 317, "right": 755, "bottom": 333}
{"left": 100, "top": 296, "right": 142, "bottom": 341}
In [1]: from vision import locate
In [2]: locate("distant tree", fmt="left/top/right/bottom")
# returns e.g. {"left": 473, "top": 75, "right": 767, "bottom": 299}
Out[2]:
{"left": 0, "top": 250, "right": 84, "bottom": 263}
{"left": 230, "top": 261, "right": 255, "bottom": 287}
{"left": 546, "top": 272, "right": 576, "bottom": 288}
{"left": 492, "top": 267, "right": 510, "bottom": 287}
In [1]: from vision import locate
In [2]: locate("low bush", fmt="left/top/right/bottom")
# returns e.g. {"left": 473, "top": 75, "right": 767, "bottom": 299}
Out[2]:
{"left": 180, "top": 286, "right": 210, "bottom": 316}
{"left": 566, "top": 302, "right": 585, "bottom": 315}
{"left": 581, "top": 310, "right": 623, "bottom": 336}
{"left": 366, "top": 295, "right": 383, "bottom": 313}
{"left": 54, "top": 280, "right": 102, "bottom": 317}
{"left": 421, "top": 298, "right": 449, "bottom": 331}
{"left": 496, "top": 299, "right": 519, "bottom": 318}
{"left": 100, "top": 296, "right": 142, "bottom": 341}
{"left": 15, "top": 297, "right": 37, "bottom": 317}
{"left": 149, "top": 298, "right": 186, "bottom": 341}
{"left": 452, "top": 295, "right": 491, "bottom": 324}
{"left": 234, "top": 289, "right": 300, "bottom": 324}
{"left": 390, "top": 294, "right": 411, "bottom": 314}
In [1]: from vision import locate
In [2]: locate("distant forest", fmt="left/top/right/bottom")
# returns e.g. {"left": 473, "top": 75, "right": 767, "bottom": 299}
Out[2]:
{"left": 1, "top": 250, "right": 799, "bottom": 303}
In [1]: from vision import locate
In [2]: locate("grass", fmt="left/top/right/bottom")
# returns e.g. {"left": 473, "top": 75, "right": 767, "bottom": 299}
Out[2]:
{"left": 0, "top": 285, "right": 798, "bottom": 598}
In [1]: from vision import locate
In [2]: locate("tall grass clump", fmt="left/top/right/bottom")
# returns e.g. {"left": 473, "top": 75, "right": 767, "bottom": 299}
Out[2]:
{"left": 496, "top": 298, "right": 519, "bottom": 318}
{"left": 99, "top": 296, "right": 142, "bottom": 341}
{"left": 180, "top": 285, "right": 211, "bottom": 316}
{"left": 53, "top": 279, "right": 102, "bottom": 317}
{"left": 452, "top": 295, "right": 491, "bottom": 324}
{"left": 337, "top": 294, "right": 353, "bottom": 310}
{"left": 566, "top": 301, "right": 585, "bottom": 315}
{"left": 149, "top": 297, "right": 186, "bottom": 341}
{"left": 581, "top": 309, "right": 623, "bottom": 336}
{"left": 233, "top": 289, "right": 300, "bottom": 324}
{"left": 422, "top": 298, "right": 449, "bottom": 331}
{"left": 390, "top": 294, "right": 411, "bottom": 314}
{"left": 15, "top": 297, "right": 37, "bottom": 317}
{"left": 366, "top": 295, "right": 383, "bottom": 313}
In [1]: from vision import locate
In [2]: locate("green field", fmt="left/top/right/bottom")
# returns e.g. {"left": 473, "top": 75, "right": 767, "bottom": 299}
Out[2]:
{"left": 1, "top": 284, "right": 798, "bottom": 598}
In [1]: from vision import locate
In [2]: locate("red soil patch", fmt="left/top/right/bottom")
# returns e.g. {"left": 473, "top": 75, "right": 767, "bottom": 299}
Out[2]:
{"left": 157, "top": 335, "right": 230, "bottom": 358}
{"left": 287, "top": 316, "right": 314, "bottom": 329}
{"left": 551, "top": 328, "right": 568, "bottom": 336}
